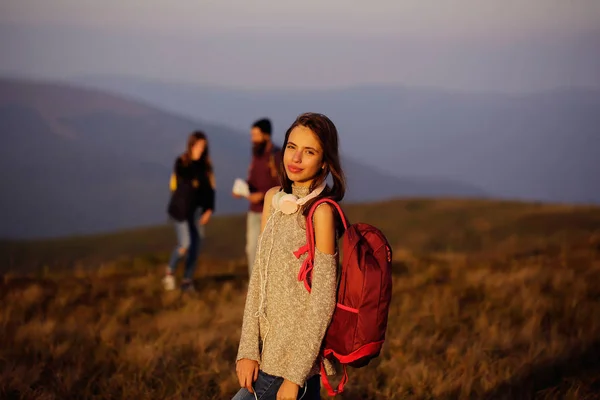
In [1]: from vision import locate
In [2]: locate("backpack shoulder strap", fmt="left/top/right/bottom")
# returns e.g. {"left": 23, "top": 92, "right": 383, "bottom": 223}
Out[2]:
{"left": 305, "top": 198, "right": 348, "bottom": 258}
{"left": 294, "top": 198, "right": 348, "bottom": 292}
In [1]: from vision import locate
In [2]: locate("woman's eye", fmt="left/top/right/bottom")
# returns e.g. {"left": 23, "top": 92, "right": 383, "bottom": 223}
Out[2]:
{"left": 305, "top": 150, "right": 314, "bottom": 155}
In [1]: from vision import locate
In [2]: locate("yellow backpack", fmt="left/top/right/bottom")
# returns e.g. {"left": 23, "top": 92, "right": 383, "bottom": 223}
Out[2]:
{"left": 170, "top": 174, "right": 205, "bottom": 191}
{"left": 169, "top": 173, "right": 177, "bottom": 192}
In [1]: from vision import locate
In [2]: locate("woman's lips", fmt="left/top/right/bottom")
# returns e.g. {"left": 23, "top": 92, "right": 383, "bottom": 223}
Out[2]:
{"left": 287, "top": 165, "right": 303, "bottom": 174}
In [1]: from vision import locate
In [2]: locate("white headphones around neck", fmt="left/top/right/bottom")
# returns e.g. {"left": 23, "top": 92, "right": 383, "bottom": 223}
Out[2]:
{"left": 272, "top": 181, "right": 327, "bottom": 215}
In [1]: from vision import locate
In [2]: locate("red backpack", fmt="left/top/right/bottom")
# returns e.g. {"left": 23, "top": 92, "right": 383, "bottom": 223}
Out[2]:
{"left": 293, "top": 198, "right": 393, "bottom": 397}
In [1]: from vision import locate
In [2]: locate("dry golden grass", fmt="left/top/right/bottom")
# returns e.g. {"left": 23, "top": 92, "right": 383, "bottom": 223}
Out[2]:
{"left": 1, "top": 198, "right": 600, "bottom": 399}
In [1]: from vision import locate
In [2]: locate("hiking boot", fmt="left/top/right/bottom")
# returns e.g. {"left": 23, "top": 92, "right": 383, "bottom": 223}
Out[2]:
{"left": 181, "top": 280, "right": 196, "bottom": 293}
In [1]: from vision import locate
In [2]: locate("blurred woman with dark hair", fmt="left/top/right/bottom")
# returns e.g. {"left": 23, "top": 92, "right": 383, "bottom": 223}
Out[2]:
{"left": 164, "top": 131, "right": 216, "bottom": 292}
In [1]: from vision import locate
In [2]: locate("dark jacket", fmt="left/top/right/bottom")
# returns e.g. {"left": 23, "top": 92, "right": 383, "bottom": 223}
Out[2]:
{"left": 247, "top": 144, "right": 281, "bottom": 213}
{"left": 167, "top": 157, "right": 215, "bottom": 221}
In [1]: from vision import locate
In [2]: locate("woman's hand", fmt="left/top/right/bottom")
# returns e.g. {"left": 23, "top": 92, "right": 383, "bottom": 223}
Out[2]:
{"left": 277, "top": 379, "right": 299, "bottom": 400}
{"left": 236, "top": 359, "right": 259, "bottom": 393}
{"left": 199, "top": 210, "right": 212, "bottom": 225}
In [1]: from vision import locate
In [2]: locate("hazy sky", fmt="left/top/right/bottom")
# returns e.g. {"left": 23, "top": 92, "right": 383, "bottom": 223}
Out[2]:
{"left": 1, "top": 0, "right": 599, "bottom": 91}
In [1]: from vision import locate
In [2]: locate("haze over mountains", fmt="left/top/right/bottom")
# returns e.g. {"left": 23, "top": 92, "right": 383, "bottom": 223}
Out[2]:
{"left": 76, "top": 76, "right": 600, "bottom": 206}
{"left": 0, "top": 78, "right": 487, "bottom": 239}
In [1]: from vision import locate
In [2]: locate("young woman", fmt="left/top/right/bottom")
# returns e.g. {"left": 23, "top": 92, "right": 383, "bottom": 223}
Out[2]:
{"left": 164, "top": 131, "right": 216, "bottom": 292}
{"left": 233, "top": 113, "right": 345, "bottom": 400}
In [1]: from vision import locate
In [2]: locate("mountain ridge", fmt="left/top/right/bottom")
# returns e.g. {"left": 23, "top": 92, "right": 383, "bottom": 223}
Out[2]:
{"left": 0, "top": 77, "right": 486, "bottom": 238}
{"left": 72, "top": 75, "right": 600, "bottom": 205}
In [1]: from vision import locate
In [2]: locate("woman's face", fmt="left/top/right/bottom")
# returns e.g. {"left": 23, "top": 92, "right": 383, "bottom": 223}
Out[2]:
{"left": 190, "top": 139, "right": 206, "bottom": 160}
{"left": 283, "top": 126, "right": 324, "bottom": 186}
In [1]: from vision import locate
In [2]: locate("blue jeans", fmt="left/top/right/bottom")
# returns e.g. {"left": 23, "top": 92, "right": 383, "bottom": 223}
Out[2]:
{"left": 232, "top": 371, "right": 321, "bottom": 400}
{"left": 167, "top": 208, "right": 205, "bottom": 281}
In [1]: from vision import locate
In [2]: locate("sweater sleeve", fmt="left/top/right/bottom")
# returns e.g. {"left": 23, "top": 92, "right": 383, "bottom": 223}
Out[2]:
{"left": 198, "top": 173, "right": 216, "bottom": 212}
{"left": 204, "top": 185, "right": 215, "bottom": 212}
{"left": 281, "top": 248, "right": 338, "bottom": 386}
{"left": 236, "top": 253, "right": 263, "bottom": 363}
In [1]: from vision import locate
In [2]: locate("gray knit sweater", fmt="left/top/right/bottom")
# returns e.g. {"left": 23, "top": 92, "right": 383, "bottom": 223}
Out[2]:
{"left": 236, "top": 185, "right": 338, "bottom": 386}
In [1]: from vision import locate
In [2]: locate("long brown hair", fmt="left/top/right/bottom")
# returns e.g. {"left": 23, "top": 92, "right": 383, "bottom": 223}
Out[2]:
{"left": 278, "top": 113, "right": 346, "bottom": 216}
{"left": 181, "top": 131, "right": 216, "bottom": 189}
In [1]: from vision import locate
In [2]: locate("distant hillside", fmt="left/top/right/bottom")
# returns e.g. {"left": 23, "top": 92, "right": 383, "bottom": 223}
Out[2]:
{"left": 76, "top": 76, "right": 600, "bottom": 204}
{"left": 0, "top": 78, "right": 484, "bottom": 238}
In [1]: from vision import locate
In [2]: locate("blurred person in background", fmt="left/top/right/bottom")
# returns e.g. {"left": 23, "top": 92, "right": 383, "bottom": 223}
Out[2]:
{"left": 233, "top": 118, "right": 281, "bottom": 276}
{"left": 164, "top": 131, "right": 216, "bottom": 292}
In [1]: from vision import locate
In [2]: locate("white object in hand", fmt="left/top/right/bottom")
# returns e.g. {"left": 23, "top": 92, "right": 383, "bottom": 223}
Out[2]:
{"left": 233, "top": 178, "right": 250, "bottom": 197}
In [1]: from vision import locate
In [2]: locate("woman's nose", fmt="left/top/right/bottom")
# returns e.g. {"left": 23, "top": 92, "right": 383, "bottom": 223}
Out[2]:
{"left": 292, "top": 150, "right": 302, "bottom": 163}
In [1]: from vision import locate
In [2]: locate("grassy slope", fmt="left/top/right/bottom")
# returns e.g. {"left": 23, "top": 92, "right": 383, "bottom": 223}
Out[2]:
{"left": 1, "top": 198, "right": 600, "bottom": 399}
{"left": 3, "top": 198, "right": 598, "bottom": 272}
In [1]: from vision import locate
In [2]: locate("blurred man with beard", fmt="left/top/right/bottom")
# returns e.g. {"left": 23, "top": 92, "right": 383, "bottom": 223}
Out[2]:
{"left": 233, "top": 118, "right": 281, "bottom": 276}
